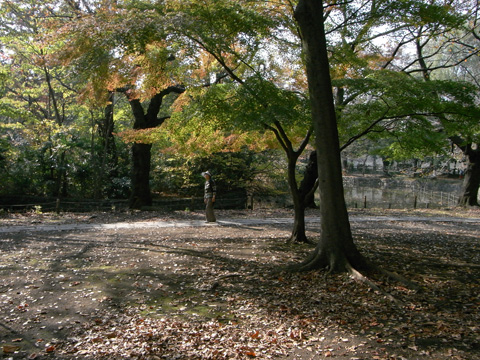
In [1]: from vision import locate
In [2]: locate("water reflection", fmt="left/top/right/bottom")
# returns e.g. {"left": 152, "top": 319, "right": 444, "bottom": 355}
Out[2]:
{"left": 343, "top": 176, "right": 462, "bottom": 209}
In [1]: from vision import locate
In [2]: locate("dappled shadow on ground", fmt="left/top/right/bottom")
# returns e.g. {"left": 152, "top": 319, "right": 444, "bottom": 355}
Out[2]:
{"left": 0, "top": 214, "right": 479, "bottom": 359}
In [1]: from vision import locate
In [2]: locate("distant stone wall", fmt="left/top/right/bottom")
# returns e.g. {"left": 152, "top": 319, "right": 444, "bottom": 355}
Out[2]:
{"left": 343, "top": 176, "right": 462, "bottom": 192}
{"left": 342, "top": 154, "right": 466, "bottom": 177}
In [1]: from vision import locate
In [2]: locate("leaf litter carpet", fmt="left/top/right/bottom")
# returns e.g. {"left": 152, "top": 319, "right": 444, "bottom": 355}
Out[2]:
{"left": 0, "top": 209, "right": 479, "bottom": 359}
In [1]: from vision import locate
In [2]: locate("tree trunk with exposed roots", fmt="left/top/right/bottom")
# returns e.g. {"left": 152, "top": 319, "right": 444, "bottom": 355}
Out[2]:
{"left": 294, "top": 0, "right": 367, "bottom": 272}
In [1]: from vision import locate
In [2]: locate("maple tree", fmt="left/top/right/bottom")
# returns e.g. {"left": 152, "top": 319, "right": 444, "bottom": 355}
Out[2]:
{"left": 295, "top": 0, "right": 480, "bottom": 210}
{"left": 0, "top": 0, "right": 87, "bottom": 198}
{"left": 147, "top": 101, "right": 280, "bottom": 199}
{"left": 164, "top": 0, "right": 319, "bottom": 243}
{"left": 46, "top": 0, "right": 297, "bottom": 209}
{"left": 273, "top": 0, "right": 480, "bottom": 244}
{"left": 47, "top": 0, "right": 193, "bottom": 208}
{"left": 327, "top": 0, "right": 480, "bottom": 206}
{"left": 290, "top": 0, "right": 479, "bottom": 276}
{"left": 379, "top": 0, "right": 480, "bottom": 207}
{"left": 0, "top": 0, "right": 136, "bottom": 200}
{"left": 1, "top": 0, "right": 478, "bottom": 214}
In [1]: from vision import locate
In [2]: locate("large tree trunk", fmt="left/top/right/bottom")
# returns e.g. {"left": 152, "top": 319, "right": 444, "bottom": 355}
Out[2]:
{"left": 458, "top": 157, "right": 480, "bottom": 206}
{"left": 294, "top": 0, "right": 366, "bottom": 272}
{"left": 123, "top": 85, "right": 185, "bottom": 209}
{"left": 452, "top": 138, "right": 480, "bottom": 206}
{"left": 128, "top": 98, "right": 153, "bottom": 209}
{"left": 130, "top": 142, "right": 153, "bottom": 209}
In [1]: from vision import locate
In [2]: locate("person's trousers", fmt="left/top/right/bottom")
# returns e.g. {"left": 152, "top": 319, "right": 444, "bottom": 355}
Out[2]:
{"left": 205, "top": 198, "right": 216, "bottom": 222}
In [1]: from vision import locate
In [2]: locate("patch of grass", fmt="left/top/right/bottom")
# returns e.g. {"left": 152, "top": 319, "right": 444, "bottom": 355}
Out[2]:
{"left": 136, "top": 289, "right": 235, "bottom": 324}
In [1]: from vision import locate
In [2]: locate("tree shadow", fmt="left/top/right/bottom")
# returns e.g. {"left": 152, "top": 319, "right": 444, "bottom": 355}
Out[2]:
{"left": 0, "top": 219, "right": 478, "bottom": 359}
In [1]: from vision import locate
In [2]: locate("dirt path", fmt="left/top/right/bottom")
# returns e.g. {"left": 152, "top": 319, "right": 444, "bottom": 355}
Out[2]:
{"left": 2, "top": 212, "right": 479, "bottom": 234}
{"left": 1, "top": 209, "right": 479, "bottom": 359}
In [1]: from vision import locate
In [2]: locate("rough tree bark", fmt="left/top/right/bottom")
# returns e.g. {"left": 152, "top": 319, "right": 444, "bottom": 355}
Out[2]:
{"left": 298, "top": 150, "right": 319, "bottom": 209}
{"left": 122, "top": 85, "right": 185, "bottom": 209}
{"left": 130, "top": 142, "right": 153, "bottom": 209}
{"left": 451, "top": 136, "right": 480, "bottom": 206}
{"left": 294, "top": 0, "right": 367, "bottom": 272}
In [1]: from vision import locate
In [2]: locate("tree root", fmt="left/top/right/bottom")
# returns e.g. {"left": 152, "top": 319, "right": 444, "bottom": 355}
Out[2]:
{"left": 371, "top": 264, "right": 423, "bottom": 292}
{"left": 287, "top": 245, "right": 421, "bottom": 305}
{"left": 287, "top": 237, "right": 316, "bottom": 245}
{"left": 286, "top": 231, "right": 316, "bottom": 245}
{"left": 208, "top": 273, "right": 242, "bottom": 291}
{"left": 287, "top": 247, "right": 327, "bottom": 272}
{"left": 292, "top": 258, "right": 409, "bottom": 306}
{"left": 346, "top": 263, "right": 405, "bottom": 306}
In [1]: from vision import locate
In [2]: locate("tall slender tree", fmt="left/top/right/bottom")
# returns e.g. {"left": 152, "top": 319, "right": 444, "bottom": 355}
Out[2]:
{"left": 0, "top": 0, "right": 89, "bottom": 198}
{"left": 294, "top": 0, "right": 367, "bottom": 272}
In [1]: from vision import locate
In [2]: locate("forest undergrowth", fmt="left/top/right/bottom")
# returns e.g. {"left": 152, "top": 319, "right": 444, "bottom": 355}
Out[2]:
{"left": 0, "top": 208, "right": 479, "bottom": 359}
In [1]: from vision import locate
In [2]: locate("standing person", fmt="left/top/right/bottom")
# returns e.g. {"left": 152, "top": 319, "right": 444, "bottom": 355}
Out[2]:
{"left": 202, "top": 171, "right": 216, "bottom": 222}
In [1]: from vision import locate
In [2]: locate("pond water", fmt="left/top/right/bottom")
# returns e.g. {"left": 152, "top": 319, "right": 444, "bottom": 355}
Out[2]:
{"left": 343, "top": 176, "right": 463, "bottom": 209}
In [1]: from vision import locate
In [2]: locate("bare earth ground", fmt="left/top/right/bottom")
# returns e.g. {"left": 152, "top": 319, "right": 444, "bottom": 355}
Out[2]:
{"left": 0, "top": 208, "right": 479, "bottom": 360}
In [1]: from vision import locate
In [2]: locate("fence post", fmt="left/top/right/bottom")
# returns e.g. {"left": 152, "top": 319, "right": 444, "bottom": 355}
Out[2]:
{"left": 363, "top": 195, "right": 367, "bottom": 209}
{"left": 414, "top": 195, "right": 417, "bottom": 209}
{"left": 55, "top": 198, "right": 61, "bottom": 214}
